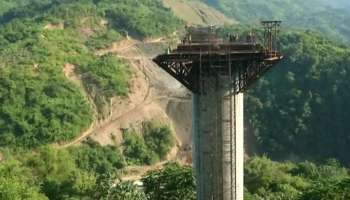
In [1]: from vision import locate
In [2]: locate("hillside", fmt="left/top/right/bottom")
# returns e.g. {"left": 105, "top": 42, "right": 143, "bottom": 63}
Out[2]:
{"left": 0, "top": 0, "right": 350, "bottom": 199}
{"left": 204, "top": 0, "right": 350, "bottom": 43}
{"left": 162, "top": 0, "right": 236, "bottom": 26}
{"left": 246, "top": 30, "right": 350, "bottom": 164}
{"left": 204, "top": 0, "right": 350, "bottom": 165}
{"left": 0, "top": 0, "right": 28, "bottom": 15}
{"left": 0, "top": 0, "right": 194, "bottom": 198}
{"left": 0, "top": 0, "right": 183, "bottom": 147}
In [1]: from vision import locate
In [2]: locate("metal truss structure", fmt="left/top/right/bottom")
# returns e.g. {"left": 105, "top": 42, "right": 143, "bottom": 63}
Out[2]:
{"left": 153, "top": 21, "right": 283, "bottom": 94}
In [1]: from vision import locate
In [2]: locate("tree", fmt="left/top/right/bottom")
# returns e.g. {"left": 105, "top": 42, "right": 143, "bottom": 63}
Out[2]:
{"left": 94, "top": 173, "right": 147, "bottom": 200}
{"left": 300, "top": 179, "right": 350, "bottom": 200}
{"left": 143, "top": 121, "right": 175, "bottom": 160}
{"left": 0, "top": 158, "right": 48, "bottom": 200}
{"left": 109, "top": 181, "right": 148, "bottom": 200}
{"left": 142, "top": 163, "right": 196, "bottom": 200}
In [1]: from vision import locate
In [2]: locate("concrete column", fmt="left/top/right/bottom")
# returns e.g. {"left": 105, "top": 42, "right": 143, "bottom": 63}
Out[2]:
{"left": 221, "top": 86, "right": 235, "bottom": 200}
{"left": 193, "top": 76, "right": 219, "bottom": 200}
{"left": 192, "top": 75, "right": 244, "bottom": 200}
{"left": 235, "top": 93, "right": 244, "bottom": 200}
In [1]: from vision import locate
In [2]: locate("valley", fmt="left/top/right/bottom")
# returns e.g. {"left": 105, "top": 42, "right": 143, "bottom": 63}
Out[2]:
{"left": 0, "top": 0, "right": 350, "bottom": 199}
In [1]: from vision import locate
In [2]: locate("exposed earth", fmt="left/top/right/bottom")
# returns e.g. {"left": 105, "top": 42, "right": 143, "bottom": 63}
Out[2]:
{"left": 57, "top": 0, "right": 236, "bottom": 179}
{"left": 59, "top": 37, "right": 193, "bottom": 179}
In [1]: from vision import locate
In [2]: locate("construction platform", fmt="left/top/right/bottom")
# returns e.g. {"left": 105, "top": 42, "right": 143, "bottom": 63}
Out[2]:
{"left": 154, "top": 22, "right": 283, "bottom": 93}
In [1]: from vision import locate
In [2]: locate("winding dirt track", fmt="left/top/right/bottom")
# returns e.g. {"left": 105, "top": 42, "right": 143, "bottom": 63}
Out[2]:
{"left": 57, "top": 37, "right": 188, "bottom": 149}
{"left": 56, "top": 37, "right": 193, "bottom": 181}
{"left": 58, "top": 60, "right": 152, "bottom": 148}
{"left": 57, "top": 64, "right": 99, "bottom": 149}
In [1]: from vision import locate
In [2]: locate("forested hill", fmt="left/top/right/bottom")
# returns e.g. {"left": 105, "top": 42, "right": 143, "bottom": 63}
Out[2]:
{"left": 204, "top": 0, "right": 350, "bottom": 43}
{"left": 203, "top": 0, "right": 350, "bottom": 165}
{"left": 0, "top": 0, "right": 350, "bottom": 199}
{"left": 0, "top": 0, "right": 182, "bottom": 147}
{"left": 0, "top": 1, "right": 183, "bottom": 199}
{"left": 0, "top": 0, "right": 28, "bottom": 16}
{"left": 246, "top": 30, "right": 350, "bottom": 164}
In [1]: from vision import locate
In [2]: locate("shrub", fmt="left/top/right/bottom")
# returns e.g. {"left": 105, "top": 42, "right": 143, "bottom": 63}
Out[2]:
{"left": 143, "top": 121, "right": 175, "bottom": 160}
{"left": 69, "top": 139, "right": 126, "bottom": 174}
{"left": 122, "top": 131, "right": 158, "bottom": 165}
{"left": 122, "top": 122, "right": 175, "bottom": 166}
{"left": 0, "top": 67, "right": 92, "bottom": 147}
{"left": 86, "top": 30, "right": 121, "bottom": 50}
{"left": 142, "top": 163, "right": 196, "bottom": 200}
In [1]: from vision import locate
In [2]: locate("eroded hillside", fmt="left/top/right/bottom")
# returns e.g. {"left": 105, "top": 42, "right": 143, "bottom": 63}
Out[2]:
{"left": 1, "top": 0, "right": 350, "bottom": 199}
{"left": 162, "top": 0, "right": 236, "bottom": 26}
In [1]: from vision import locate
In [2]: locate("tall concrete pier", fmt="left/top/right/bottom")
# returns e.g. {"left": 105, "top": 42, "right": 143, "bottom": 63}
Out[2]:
{"left": 193, "top": 82, "right": 244, "bottom": 200}
{"left": 154, "top": 21, "right": 283, "bottom": 200}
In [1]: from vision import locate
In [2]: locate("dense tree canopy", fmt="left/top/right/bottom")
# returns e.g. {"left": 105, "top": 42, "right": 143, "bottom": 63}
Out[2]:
{"left": 0, "top": 0, "right": 182, "bottom": 147}
{"left": 246, "top": 30, "right": 350, "bottom": 164}
{"left": 205, "top": 0, "right": 350, "bottom": 43}
{"left": 244, "top": 157, "right": 350, "bottom": 200}
{"left": 142, "top": 163, "right": 196, "bottom": 200}
{"left": 0, "top": 157, "right": 47, "bottom": 200}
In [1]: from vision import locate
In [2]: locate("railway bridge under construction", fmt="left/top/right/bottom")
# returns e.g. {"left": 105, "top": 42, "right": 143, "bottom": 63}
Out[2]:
{"left": 153, "top": 21, "right": 283, "bottom": 200}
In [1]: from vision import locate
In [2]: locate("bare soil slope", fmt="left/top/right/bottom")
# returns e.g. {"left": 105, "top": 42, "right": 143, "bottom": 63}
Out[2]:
{"left": 90, "top": 39, "right": 192, "bottom": 149}
{"left": 162, "top": 0, "right": 237, "bottom": 25}
{"left": 57, "top": 1, "right": 238, "bottom": 175}
{"left": 59, "top": 36, "right": 194, "bottom": 158}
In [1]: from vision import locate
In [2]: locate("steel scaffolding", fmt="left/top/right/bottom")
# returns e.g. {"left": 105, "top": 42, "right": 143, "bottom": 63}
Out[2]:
{"left": 153, "top": 22, "right": 283, "bottom": 200}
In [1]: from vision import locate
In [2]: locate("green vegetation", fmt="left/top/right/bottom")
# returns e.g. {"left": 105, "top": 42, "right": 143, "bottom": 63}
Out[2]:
{"left": 123, "top": 130, "right": 158, "bottom": 165}
{"left": 245, "top": 30, "right": 350, "bottom": 164}
{"left": 86, "top": 30, "right": 121, "bottom": 50}
{"left": 0, "top": 157, "right": 48, "bottom": 200}
{"left": 143, "top": 121, "right": 175, "bottom": 159}
{"left": 142, "top": 163, "right": 196, "bottom": 200}
{"left": 300, "top": 179, "right": 350, "bottom": 200}
{"left": 0, "top": 140, "right": 128, "bottom": 200}
{"left": 0, "top": 65, "right": 92, "bottom": 148}
{"left": 0, "top": 0, "right": 28, "bottom": 16}
{"left": 217, "top": 25, "right": 350, "bottom": 164}
{"left": 0, "top": 0, "right": 183, "bottom": 147}
{"left": 2, "top": 151, "right": 350, "bottom": 200}
{"left": 216, "top": 9, "right": 350, "bottom": 197}
{"left": 0, "top": 19, "right": 94, "bottom": 147}
{"left": 69, "top": 139, "right": 126, "bottom": 174}
{"left": 244, "top": 157, "right": 350, "bottom": 200}
{"left": 123, "top": 121, "right": 175, "bottom": 165}
{"left": 0, "top": 0, "right": 183, "bottom": 38}
{"left": 205, "top": 0, "right": 350, "bottom": 43}
{"left": 105, "top": 0, "right": 183, "bottom": 38}
{"left": 79, "top": 54, "right": 131, "bottom": 99}
{"left": 82, "top": 163, "right": 195, "bottom": 200}
{"left": 98, "top": 178, "right": 148, "bottom": 200}
{"left": 0, "top": 1, "right": 181, "bottom": 198}
{"left": 0, "top": 141, "right": 177, "bottom": 200}
{"left": 140, "top": 159, "right": 350, "bottom": 200}
{"left": 1, "top": 0, "right": 350, "bottom": 199}
{"left": 142, "top": 158, "right": 350, "bottom": 200}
